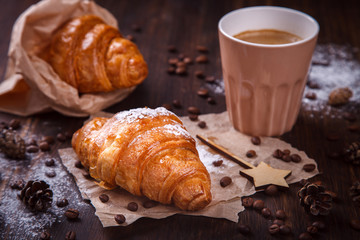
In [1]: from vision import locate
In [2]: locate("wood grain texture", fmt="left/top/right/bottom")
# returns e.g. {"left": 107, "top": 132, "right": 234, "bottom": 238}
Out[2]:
{"left": 0, "top": 0, "right": 360, "bottom": 239}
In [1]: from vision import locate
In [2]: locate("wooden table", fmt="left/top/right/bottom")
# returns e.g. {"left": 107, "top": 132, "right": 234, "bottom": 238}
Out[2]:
{"left": 1, "top": 0, "right": 360, "bottom": 239}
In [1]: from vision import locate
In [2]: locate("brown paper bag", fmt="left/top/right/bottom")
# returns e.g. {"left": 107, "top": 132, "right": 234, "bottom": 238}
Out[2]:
{"left": 0, "top": 0, "right": 136, "bottom": 117}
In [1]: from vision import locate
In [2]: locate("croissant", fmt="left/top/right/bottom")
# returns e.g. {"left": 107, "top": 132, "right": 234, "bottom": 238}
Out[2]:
{"left": 71, "top": 107, "right": 212, "bottom": 211}
{"left": 48, "top": 15, "right": 148, "bottom": 93}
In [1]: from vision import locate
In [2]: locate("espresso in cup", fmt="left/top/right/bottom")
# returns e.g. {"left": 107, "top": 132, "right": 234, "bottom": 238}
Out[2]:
{"left": 233, "top": 29, "right": 302, "bottom": 45}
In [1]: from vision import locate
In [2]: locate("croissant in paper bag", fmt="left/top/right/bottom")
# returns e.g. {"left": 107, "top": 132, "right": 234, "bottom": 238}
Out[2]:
{"left": 71, "top": 107, "right": 212, "bottom": 211}
{"left": 48, "top": 15, "right": 148, "bottom": 93}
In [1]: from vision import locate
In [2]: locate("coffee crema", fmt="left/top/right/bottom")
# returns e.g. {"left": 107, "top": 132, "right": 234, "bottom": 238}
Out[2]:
{"left": 233, "top": 29, "right": 302, "bottom": 45}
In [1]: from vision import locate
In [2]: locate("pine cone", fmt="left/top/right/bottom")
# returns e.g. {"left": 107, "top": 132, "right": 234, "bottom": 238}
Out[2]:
{"left": 344, "top": 141, "right": 360, "bottom": 165}
{"left": 298, "top": 182, "right": 333, "bottom": 216}
{"left": 328, "top": 87, "right": 353, "bottom": 106}
{"left": 0, "top": 128, "right": 26, "bottom": 159}
{"left": 19, "top": 180, "right": 53, "bottom": 212}
{"left": 350, "top": 180, "right": 360, "bottom": 207}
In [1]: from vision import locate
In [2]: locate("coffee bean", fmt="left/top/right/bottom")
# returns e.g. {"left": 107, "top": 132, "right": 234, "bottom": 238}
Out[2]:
{"left": 65, "top": 231, "right": 76, "bottom": 240}
{"left": 279, "top": 225, "right": 291, "bottom": 235}
{"left": 26, "top": 145, "right": 39, "bottom": 153}
{"left": 143, "top": 200, "right": 158, "bottom": 208}
{"left": 172, "top": 99, "right": 182, "bottom": 108}
{"left": 187, "top": 106, "right": 200, "bottom": 115}
{"left": 290, "top": 154, "right": 302, "bottom": 163}
{"left": 348, "top": 124, "right": 360, "bottom": 132}
{"left": 45, "top": 158, "right": 55, "bottom": 167}
{"left": 162, "top": 103, "right": 172, "bottom": 111}
{"left": 131, "top": 24, "right": 141, "bottom": 32}
{"left": 238, "top": 223, "right": 251, "bottom": 234}
{"left": 299, "top": 232, "right": 312, "bottom": 240}
{"left": 168, "top": 57, "right": 179, "bottom": 65}
{"left": 175, "top": 66, "right": 187, "bottom": 75}
{"left": 307, "top": 225, "right": 318, "bottom": 234}
{"left": 303, "top": 163, "right": 316, "bottom": 172}
{"left": 9, "top": 119, "right": 21, "bottom": 130}
{"left": 189, "top": 114, "right": 198, "bottom": 121}
{"left": 56, "top": 198, "right": 69, "bottom": 207}
{"left": 127, "top": 202, "right": 138, "bottom": 212}
{"left": 39, "top": 142, "right": 50, "bottom": 152}
{"left": 195, "top": 70, "right": 205, "bottom": 79}
{"left": 75, "top": 160, "right": 83, "bottom": 169}
{"left": 167, "top": 45, "right": 177, "bottom": 53}
{"left": 312, "top": 221, "right": 325, "bottom": 230}
{"left": 273, "top": 219, "right": 284, "bottom": 226}
{"left": 250, "top": 136, "right": 261, "bottom": 145}
{"left": 283, "top": 149, "right": 291, "bottom": 155}
{"left": 246, "top": 150, "right": 256, "bottom": 158}
{"left": 41, "top": 136, "right": 54, "bottom": 144}
{"left": 65, "top": 208, "right": 79, "bottom": 220}
{"left": 99, "top": 194, "right": 109, "bottom": 203}
{"left": 114, "top": 214, "right": 126, "bottom": 224}
{"left": 196, "top": 45, "right": 208, "bottom": 53}
{"left": 268, "top": 224, "right": 280, "bottom": 234}
{"left": 176, "top": 61, "right": 186, "bottom": 68}
{"left": 305, "top": 92, "right": 317, "bottom": 100}
{"left": 275, "top": 209, "right": 286, "bottom": 219}
{"left": 26, "top": 138, "right": 37, "bottom": 146}
{"left": 195, "top": 55, "right": 208, "bottom": 63}
{"left": 64, "top": 130, "right": 73, "bottom": 139}
{"left": 343, "top": 112, "right": 356, "bottom": 121}
{"left": 261, "top": 208, "right": 271, "bottom": 218}
{"left": 241, "top": 197, "right": 254, "bottom": 208}
{"left": 183, "top": 57, "right": 193, "bottom": 64}
{"left": 282, "top": 155, "right": 292, "bottom": 162}
{"left": 253, "top": 199, "right": 265, "bottom": 210}
{"left": 40, "top": 231, "right": 50, "bottom": 240}
{"left": 350, "top": 219, "right": 360, "bottom": 230}
{"left": 220, "top": 176, "right": 232, "bottom": 187}
{"left": 125, "top": 34, "right": 135, "bottom": 41}
{"left": 205, "top": 76, "right": 216, "bottom": 83}
{"left": 273, "top": 149, "right": 284, "bottom": 159}
{"left": 207, "top": 97, "right": 216, "bottom": 105}
{"left": 265, "top": 185, "right": 278, "bottom": 196}
{"left": 198, "top": 121, "right": 206, "bottom": 129}
{"left": 212, "top": 160, "right": 223, "bottom": 167}
{"left": 197, "top": 88, "right": 209, "bottom": 97}
{"left": 56, "top": 133, "right": 66, "bottom": 142}
{"left": 167, "top": 66, "right": 176, "bottom": 74}
{"left": 307, "top": 80, "right": 320, "bottom": 88}
{"left": 45, "top": 171, "right": 56, "bottom": 178}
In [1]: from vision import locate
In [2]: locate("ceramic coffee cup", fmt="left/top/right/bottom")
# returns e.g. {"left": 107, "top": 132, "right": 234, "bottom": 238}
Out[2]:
{"left": 218, "top": 6, "right": 319, "bottom": 136}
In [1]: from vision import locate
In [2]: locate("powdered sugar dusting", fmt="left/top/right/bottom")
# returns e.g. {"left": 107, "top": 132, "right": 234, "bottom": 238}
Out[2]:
{"left": 159, "top": 124, "right": 192, "bottom": 138}
{"left": 114, "top": 107, "right": 173, "bottom": 124}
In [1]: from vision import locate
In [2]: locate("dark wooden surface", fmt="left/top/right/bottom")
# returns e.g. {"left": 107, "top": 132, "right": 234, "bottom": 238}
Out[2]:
{"left": 1, "top": 0, "right": 360, "bottom": 239}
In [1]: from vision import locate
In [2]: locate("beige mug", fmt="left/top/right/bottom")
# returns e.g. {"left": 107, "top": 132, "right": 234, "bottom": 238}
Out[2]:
{"left": 218, "top": 6, "right": 319, "bottom": 136}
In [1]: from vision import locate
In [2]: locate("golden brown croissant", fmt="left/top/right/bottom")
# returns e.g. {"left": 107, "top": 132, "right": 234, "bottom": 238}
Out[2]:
{"left": 48, "top": 15, "right": 148, "bottom": 93}
{"left": 71, "top": 107, "right": 212, "bottom": 211}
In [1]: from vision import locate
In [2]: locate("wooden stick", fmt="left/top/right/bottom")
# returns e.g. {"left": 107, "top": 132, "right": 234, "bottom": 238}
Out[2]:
{"left": 196, "top": 135, "right": 254, "bottom": 169}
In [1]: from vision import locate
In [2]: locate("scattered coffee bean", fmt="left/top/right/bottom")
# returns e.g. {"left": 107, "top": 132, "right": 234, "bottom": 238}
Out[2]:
{"left": 273, "top": 149, "right": 284, "bottom": 159}
{"left": 307, "top": 80, "right": 320, "bottom": 88}
{"left": 343, "top": 112, "right": 356, "bottom": 122}
{"left": 41, "top": 136, "right": 54, "bottom": 144}
{"left": 195, "top": 70, "right": 205, "bottom": 79}
{"left": 189, "top": 114, "right": 198, "bottom": 121}
{"left": 175, "top": 66, "right": 187, "bottom": 75}
{"left": 183, "top": 57, "right": 193, "bottom": 64}
{"left": 282, "top": 155, "right": 292, "bottom": 162}
{"left": 99, "top": 194, "right": 109, "bottom": 203}
{"left": 167, "top": 66, "right": 176, "bottom": 74}
{"left": 167, "top": 45, "right": 177, "bottom": 53}
{"left": 212, "top": 160, "right": 223, "bottom": 167}
{"left": 275, "top": 209, "right": 286, "bottom": 219}
{"left": 56, "top": 133, "right": 66, "bottom": 142}
{"left": 188, "top": 106, "right": 200, "bottom": 115}
{"left": 220, "top": 176, "right": 232, "bottom": 187}
{"left": 65, "top": 208, "right": 79, "bottom": 220}
{"left": 197, "top": 88, "right": 209, "bottom": 97}
{"left": 131, "top": 24, "right": 141, "bottom": 32}
{"left": 268, "top": 224, "right": 280, "bottom": 234}
{"left": 114, "top": 214, "right": 126, "bottom": 224}
{"left": 196, "top": 45, "right": 208, "bottom": 53}
{"left": 198, "top": 121, "right": 206, "bottom": 129}
{"left": 279, "top": 225, "right": 291, "bottom": 235}
{"left": 307, "top": 225, "right": 318, "bottom": 234}
{"left": 127, "top": 202, "right": 138, "bottom": 212}
{"left": 299, "top": 232, "right": 312, "bottom": 240}
{"left": 40, "top": 231, "right": 50, "bottom": 240}
{"left": 251, "top": 136, "right": 261, "bottom": 145}
{"left": 162, "top": 103, "right": 172, "bottom": 111}
{"left": 143, "top": 200, "right": 158, "bottom": 208}
{"left": 265, "top": 185, "right": 278, "bottom": 196}
{"left": 176, "top": 61, "right": 186, "bottom": 68}
{"left": 290, "top": 154, "right": 302, "bottom": 163}
{"left": 195, "top": 55, "right": 208, "bottom": 63}
{"left": 273, "top": 219, "right": 284, "bottom": 226}
{"left": 56, "top": 198, "right": 69, "bottom": 207}
{"left": 205, "top": 76, "right": 216, "bottom": 84}
{"left": 45, "top": 158, "right": 55, "bottom": 167}
{"left": 305, "top": 92, "right": 317, "bottom": 100}
{"left": 312, "top": 221, "right": 325, "bottom": 230}
{"left": 283, "top": 149, "right": 290, "bottom": 155}
{"left": 10, "top": 180, "right": 24, "bottom": 190}
{"left": 39, "top": 142, "right": 50, "bottom": 152}
{"left": 45, "top": 170, "right": 56, "bottom": 178}
{"left": 303, "top": 163, "right": 316, "bottom": 172}
{"left": 238, "top": 223, "right": 251, "bottom": 234}
{"left": 172, "top": 99, "right": 182, "bottom": 108}
{"left": 253, "top": 199, "right": 265, "bottom": 210}
{"left": 65, "top": 231, "right": 76, "bottom": 240}
{"left": 75, "top": 160, "right": 83, "bottom": 169}
{"left": 246, "top": 150, "right": 256, "bottom": 158}
{"left": 348, "top": 124, "right": 360, "bottom": 132}
{"left": 26, "top": 138, "right": 37, "bottom": 146}
{"left": 207, "top": 97, "right": 216, "bottom": 105}
{"left": 9, "top": 119, "right": 21, "bottom": 130}
{"left": 168, "top": 57, "right": 179, "bottom": 65}
{"left": 350, "top": 218, "right": 360, "bottom": 230}
{"left": 261, "top": 208, "right": 271, "bottom": 218}
{"left": 26, "top": 145, "right": 39, "bottom": 153}
{"left": 241, "top": 197, "right": 254, "bottom": 208}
